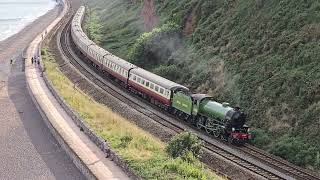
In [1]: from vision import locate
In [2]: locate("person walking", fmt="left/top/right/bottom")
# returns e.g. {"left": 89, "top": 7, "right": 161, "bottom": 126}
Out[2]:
{"left": 10, "top": 59, "right": 13, "bottom": 65}
{"left": 31, "top": 57, "right": 34, "bottom": 64}
{"left": 34, "top": 56, "right": 38, "bottom": 66}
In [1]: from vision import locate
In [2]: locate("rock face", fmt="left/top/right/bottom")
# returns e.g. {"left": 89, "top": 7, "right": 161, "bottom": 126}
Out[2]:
{"left": 141, "top": 0, "right": 157, "bottom": 31}
{"left": 183, "top": 8, "right": 196, "bottom": 35}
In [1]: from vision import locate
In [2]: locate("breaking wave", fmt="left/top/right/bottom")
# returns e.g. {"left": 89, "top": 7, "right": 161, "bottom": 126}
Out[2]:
{"left": 0, "top": 0, "right": 57, "bottom": 41}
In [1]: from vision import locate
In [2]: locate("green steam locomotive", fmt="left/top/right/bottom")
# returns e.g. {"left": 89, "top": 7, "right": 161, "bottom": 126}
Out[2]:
{"left": 171, "top": 90, "right": 251, "bottom": 144}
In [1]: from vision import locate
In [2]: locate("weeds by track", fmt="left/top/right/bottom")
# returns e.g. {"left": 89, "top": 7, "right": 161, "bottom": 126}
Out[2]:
{"left": 51, "top": 13, "right": 320, "bottom": 180}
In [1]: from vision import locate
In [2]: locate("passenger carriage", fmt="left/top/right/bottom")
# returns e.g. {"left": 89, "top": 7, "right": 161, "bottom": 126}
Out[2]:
{"left": 128, "top": 68, "right": 189, "bottom": 107}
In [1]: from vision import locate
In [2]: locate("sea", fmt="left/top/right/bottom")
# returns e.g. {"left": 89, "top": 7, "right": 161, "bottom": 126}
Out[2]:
{"left": 0, "top": 0, "right": 56, "bottom": 41}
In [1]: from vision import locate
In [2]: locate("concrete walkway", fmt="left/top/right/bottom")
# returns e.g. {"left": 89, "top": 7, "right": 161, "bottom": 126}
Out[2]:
{"left": 0, "top": 3, "right": 85, "bottom": 180}
{"left": 24, "top": 0, "right": 129, "bottom": 179}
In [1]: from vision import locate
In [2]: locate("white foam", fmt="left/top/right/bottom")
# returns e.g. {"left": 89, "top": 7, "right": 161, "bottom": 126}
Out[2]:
{"left": 0, "top": 0, "right": 57, "bottom": 41}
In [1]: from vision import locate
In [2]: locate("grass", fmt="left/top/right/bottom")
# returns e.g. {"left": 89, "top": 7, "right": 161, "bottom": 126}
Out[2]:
{"left": 83, "top": 0, "right": 320, "bottom": 170}
{"left": 41, "top": 47, "right": 224, "bottom": 179}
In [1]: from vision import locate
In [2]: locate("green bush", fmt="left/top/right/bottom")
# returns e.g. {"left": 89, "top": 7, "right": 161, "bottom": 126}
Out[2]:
{"left": 250, "top": 128, "right": 271, "bottom": 148}
{"left": 269, "top": 135, "right": 319, "bottom": 167}
{"left": 128, "top": 22, "right": 181, "bottom": 69}
{"left": 84, "top": 8, "right": 102, "bottom": 44}
{"left": 166, "top": 131, "right": 202, "bottom": 159}
{"left": 119, "top": 134, "right": 133, "bottom": 148}
{"left": 152, "top": 64, "right": 183, "bottom": 81}
{"left": 41, "top": 49, "right": 47, "bottom": 56}
{"left": 164, "top": 157, "right": 208, "bottom": 179}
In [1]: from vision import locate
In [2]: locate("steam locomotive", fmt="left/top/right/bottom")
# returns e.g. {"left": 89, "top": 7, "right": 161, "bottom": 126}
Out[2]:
{"left": 71, "top": 6, "right": 251, "bottom": 145}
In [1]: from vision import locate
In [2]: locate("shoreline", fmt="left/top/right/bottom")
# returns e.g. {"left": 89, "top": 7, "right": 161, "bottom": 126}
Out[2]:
{"left": 0, "top": 4, "right": 62, "bottom": 60}
{"left": 0, "top": 2, "right": 58, "bottom": 44}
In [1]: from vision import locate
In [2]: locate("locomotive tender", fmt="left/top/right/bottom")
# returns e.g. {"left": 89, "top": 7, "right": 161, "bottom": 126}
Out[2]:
{"left": 71, "top": 6, "right": 251, "bottom": 145}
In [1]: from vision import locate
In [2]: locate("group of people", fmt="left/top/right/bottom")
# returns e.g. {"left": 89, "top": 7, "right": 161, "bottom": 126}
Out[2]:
{"left": 31, "top": 56, "right": 41, "bottom": 66}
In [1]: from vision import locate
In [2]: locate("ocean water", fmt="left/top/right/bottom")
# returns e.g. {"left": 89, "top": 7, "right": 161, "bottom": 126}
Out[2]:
{"left": 0, "top": 0, "right": 56, "bottom": 41}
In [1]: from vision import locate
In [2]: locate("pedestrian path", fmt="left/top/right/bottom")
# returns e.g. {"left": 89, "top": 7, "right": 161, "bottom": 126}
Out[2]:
{"left": 24, "top": 0, "right": 129, "bottom": 179}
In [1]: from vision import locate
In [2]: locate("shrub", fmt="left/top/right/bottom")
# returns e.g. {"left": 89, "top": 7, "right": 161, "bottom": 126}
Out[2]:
{"left": 250, "top": 128, "right": 271, "bottom": 148}
{"left": 269, "top": 135, "right": 318, "bottom": 167}
{"left": 152, "top": 64, "right": 183, "bottom": 81}
{"left": 41, "top": 49, "right": 47, "bottom": 56}
{"left": 166, "top": 131, "right": 202, "bottom": 159}
{"left": 84, "top": 8, "right": 102, "bottom": 44}
{"left": 128, "top": 22, "right": 181, "bottom": 69}
{"left": 119, "top": 134, "right": 133, "bottom": 148}
{"left": 164, "top": 157, "right": 208, "bottom": 179}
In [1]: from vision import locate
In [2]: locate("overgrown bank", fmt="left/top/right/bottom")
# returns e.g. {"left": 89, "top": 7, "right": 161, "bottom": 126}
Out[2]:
{"left": 84, "top": 0, "right": 320, "bottom": 172}
{"left": 84, "top": 0, "right": 320, "bottom": 170}
{"left": 41, "top": 47, "right": 222, "bottom": 179}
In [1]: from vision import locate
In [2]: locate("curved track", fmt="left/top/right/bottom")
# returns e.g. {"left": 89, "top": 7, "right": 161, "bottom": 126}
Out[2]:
{"left": 54, "top": 13, "right": 320, "bottom": 180}
{"left": 240, "top": 145, "right": 320, "bottom": 180}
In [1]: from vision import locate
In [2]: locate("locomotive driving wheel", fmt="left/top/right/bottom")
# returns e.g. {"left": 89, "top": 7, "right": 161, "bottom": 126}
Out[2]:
{"left": 205, "top": 127, "right": 212, "bottom": 134}
{"left": 196, "top": 117, "right": 205, "bottom": 129}
{"left": 213, "top": 130, "right": 220, "bottom": 138}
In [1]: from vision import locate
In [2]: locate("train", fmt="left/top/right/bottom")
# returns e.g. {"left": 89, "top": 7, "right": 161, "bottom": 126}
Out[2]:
{"left": 71, "top": 6, "right": 251, "bottom": 145}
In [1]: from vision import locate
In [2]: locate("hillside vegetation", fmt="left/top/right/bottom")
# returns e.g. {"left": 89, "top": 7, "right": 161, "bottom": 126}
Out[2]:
{"left": 84, "top": 0, "right": 320, "bottom": 171}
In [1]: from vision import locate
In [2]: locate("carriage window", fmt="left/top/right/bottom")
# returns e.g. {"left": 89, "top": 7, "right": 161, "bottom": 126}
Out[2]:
{"left": 166, "top": 90, "right": 170, "bottom": 96}
{"left": 133, "top": 75, "right": 136, "bottom": 81}
{"left": 141, "top": 79, "right": 145, "bottom": 85}
{"left": 146, "top": 82, "right": 149, "bottom": 87}
{"left": 160, "top": 88, "right": 164, "bottom": 94}
{"left": 155, "top": 86, "right": 159, "bottom": 92}
{"left": 137, "top": 77, "right": 141, "bottom": 83}
{"left": 150, "top": 83, "right": 154, "bottom": 89}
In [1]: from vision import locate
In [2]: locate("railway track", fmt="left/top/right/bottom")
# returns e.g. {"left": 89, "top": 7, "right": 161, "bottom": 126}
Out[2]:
{"left": 51, "top": 12, "right": 320, "bottom": 180}
{"left": 239, "top": 145, "right": 320, "bottom": 180}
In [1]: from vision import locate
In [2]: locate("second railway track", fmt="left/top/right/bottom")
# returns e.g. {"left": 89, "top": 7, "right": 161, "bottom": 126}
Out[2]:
{"left": 49, "top": 12, "right": 320, "bottom": 180}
